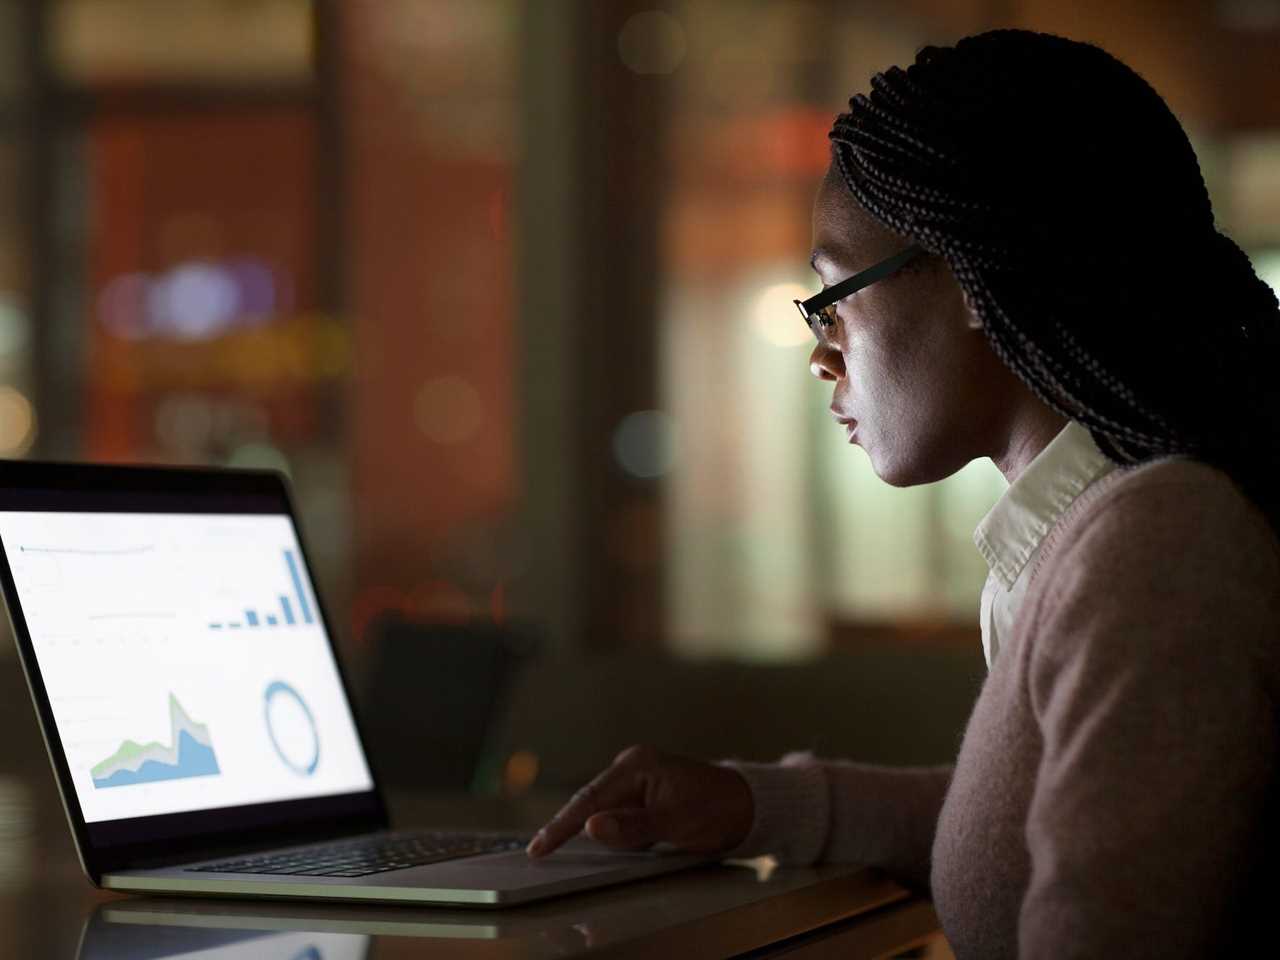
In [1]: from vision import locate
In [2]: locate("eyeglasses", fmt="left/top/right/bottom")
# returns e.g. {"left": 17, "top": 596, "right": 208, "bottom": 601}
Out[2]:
{"left": 794, "top": 244, "right": 927, "bottom": 329}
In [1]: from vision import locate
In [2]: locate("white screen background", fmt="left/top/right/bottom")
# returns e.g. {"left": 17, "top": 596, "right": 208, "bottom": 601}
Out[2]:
{"left": 0, "top": 511, "right": 374, "bottom": 823}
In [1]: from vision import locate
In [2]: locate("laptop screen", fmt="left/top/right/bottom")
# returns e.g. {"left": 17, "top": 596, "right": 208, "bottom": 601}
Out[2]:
{"left": 0, "top": 509, "right": 374, "bottom": 825}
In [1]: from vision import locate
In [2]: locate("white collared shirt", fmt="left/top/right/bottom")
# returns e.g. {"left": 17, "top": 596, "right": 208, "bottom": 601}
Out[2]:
{"left": 973, "top": 420, "right": 1116, "bottom": 669}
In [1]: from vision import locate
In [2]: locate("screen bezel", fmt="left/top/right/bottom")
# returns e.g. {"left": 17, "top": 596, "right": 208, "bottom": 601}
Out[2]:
{"left": 0, "top": 459, "right": 389, "bottom": 880}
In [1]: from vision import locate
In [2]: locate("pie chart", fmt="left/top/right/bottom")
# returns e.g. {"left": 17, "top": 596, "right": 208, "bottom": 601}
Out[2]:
{"left": 264, "top": 680, "right": 320, "bottom": 776}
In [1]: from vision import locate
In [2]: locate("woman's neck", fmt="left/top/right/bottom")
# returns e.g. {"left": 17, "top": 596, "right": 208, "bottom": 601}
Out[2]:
{"left": 993, "top": 404, "right": 1070, "bottom": 484}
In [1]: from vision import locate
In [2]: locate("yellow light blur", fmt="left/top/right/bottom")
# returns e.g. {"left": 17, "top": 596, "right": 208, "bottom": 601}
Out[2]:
{"left": 753, "top": 282, "right": 814, "bottom": 348}
{"left": 502, "top": 750, "right": 540, "bottom": 795}
{"left": 0, "top": 387, "right": 36, "bottom": 457}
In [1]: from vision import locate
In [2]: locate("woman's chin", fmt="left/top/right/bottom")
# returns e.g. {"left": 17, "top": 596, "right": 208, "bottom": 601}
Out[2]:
{"left": 866, "top": 443, "right": 948, "bottom": 488}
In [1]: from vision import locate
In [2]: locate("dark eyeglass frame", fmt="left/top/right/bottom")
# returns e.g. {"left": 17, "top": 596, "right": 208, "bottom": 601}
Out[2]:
{"left": 794, "top": 244, "right": 927, "bottom": 328}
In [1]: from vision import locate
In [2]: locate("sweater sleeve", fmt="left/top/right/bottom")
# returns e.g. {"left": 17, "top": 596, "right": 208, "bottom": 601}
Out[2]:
{"left": 1019, "top": 475, "right": 1280, "bottom": 958}
{"left": 718, "top": 752, "right": 954, "bottom": 893}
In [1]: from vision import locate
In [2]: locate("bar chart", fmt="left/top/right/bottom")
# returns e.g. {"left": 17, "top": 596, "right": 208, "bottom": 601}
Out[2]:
{"left": 208, "top": 549, "right": 316, "bottom": 632}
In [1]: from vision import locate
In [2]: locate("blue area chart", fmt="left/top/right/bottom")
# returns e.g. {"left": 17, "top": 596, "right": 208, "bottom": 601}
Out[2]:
{"left": 91, "top": 694, "right": 221, "bottom": 789}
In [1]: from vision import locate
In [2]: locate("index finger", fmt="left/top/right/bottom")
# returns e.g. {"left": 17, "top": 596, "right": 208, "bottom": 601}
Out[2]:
{"left": 526, "top": 762, "right": 642, "bottom": 858}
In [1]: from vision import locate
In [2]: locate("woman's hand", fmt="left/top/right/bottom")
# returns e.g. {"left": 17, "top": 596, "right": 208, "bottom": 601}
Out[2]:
{"left": 525, "top": 745, "right": 754, "bottom": 859}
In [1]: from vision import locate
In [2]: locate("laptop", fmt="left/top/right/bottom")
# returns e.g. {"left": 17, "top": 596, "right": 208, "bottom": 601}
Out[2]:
{"left": 0, "top": 459, "right": 702, "bottom": 906}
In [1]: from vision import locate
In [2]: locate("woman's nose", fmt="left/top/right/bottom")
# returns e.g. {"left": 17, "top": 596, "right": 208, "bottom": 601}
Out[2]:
{"left": 809, "top": 342, "right": 845, "bottom": 382}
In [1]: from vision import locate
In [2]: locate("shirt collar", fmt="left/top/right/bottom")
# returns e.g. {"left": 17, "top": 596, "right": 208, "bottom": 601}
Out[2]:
{"left": 973, "top": 420, "right": 1115, "bottom": 590}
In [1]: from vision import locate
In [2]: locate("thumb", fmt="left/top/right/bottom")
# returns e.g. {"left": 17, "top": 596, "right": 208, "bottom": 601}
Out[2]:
{"left": 585, "top": 808, "right": 662, "bottom": 851}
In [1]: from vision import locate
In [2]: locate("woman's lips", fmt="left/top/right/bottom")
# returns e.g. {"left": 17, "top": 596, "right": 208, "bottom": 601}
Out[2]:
{"left": 830, "top": 410, "right": 858, "bottom": 443}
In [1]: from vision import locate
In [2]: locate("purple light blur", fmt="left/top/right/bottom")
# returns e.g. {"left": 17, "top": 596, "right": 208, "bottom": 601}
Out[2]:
{"left": 97, "top": 257, "right": 288, "bottom": 340}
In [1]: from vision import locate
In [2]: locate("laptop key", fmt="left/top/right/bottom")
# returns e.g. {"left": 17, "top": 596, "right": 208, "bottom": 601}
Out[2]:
{"left": 189, "top": 831, "right": 526, "bottom": 877}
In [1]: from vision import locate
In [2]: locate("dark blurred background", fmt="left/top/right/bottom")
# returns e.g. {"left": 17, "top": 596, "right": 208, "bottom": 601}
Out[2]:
{"left": 1, "top": 0, "right": 1279, "bottom": 831}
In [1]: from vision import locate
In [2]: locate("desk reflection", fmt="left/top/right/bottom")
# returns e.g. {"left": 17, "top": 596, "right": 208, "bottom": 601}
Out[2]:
{"left": 73, "top": 860, "right": 921, "bottom": 960}
{"left": 80, "top": 895, "right": 598, "bottom": 959}
{"left": 80, "top": 914, "right": 373, "bottom": 960}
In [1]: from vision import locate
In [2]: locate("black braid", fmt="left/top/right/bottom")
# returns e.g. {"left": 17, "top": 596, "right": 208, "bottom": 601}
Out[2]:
{"left": 829, "top": 29, "right": 1280, "bottom": 528}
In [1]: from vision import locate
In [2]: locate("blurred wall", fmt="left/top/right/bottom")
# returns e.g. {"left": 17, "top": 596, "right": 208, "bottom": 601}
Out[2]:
{"left": 0, "top": 0, "right": 1278, "bottom": 790}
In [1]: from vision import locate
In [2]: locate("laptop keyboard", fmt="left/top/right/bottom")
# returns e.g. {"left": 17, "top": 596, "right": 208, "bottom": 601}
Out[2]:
{"left": 186, "top": 830, "right": 527, "bottom": 878}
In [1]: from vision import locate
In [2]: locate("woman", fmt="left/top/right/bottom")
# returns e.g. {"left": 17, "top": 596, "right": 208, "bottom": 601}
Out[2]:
{"left": 526, "top": 29, "right": 1280, "bottom": 958}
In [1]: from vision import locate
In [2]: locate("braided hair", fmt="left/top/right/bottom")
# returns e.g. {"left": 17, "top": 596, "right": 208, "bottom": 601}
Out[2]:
{"left": 829, "top": 29, "right": 1280, "bottom": 525}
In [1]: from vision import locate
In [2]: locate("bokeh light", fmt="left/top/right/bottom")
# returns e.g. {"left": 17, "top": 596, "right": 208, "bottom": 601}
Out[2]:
{"left": 160, "top": 261, "right": 241, "bottom": 339}
{"left": 0, "top": 386, "right": 36, "bottom": 457}
{"left": 617, "top": 10, "right": 686, "bottom": 75}
{"left": 612, "top": 409, "right": 677, "bottom": 478}
{"left": 753, "top": 281, "right": 814, "bottom": 347}
{"left": 98, "top": 258, "right": 285, "bottom": 341}
{"left": 501, "top": 750, "right": 539, "bottom": 795}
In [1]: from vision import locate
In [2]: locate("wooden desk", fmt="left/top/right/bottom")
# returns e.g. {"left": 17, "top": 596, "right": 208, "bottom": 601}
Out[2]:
{"left": 0, "top": 778, "right": 948, "bottom": 958}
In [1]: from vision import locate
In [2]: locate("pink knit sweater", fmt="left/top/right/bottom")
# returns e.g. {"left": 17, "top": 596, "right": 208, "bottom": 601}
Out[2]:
{"left": 725, "top": 458, "right": 1280, "bottom": 958}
